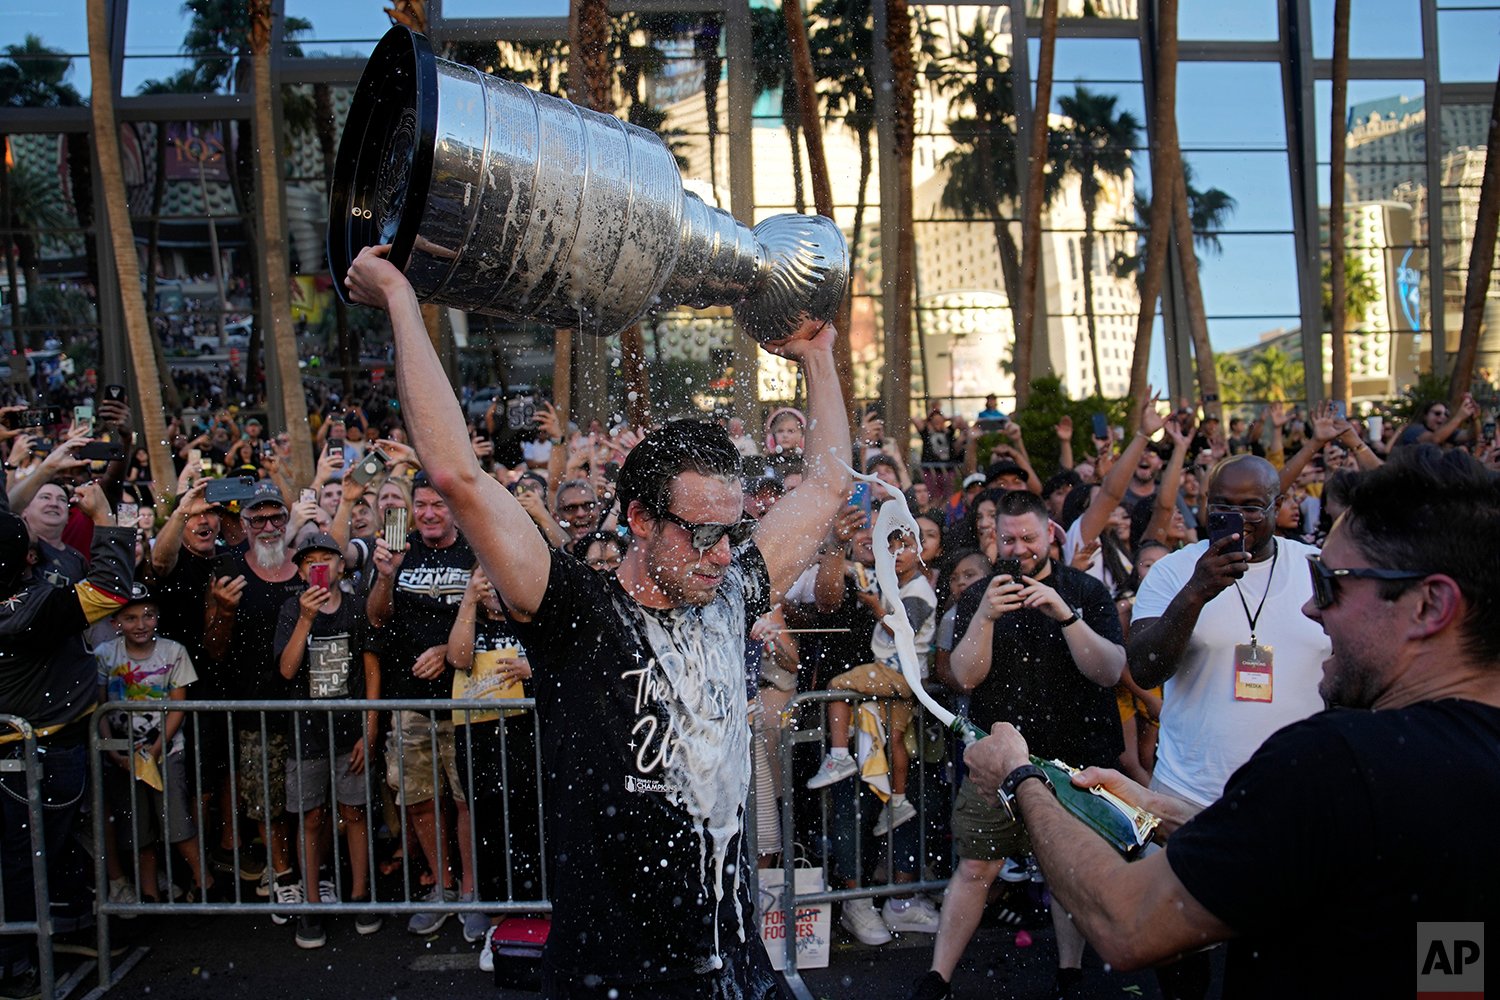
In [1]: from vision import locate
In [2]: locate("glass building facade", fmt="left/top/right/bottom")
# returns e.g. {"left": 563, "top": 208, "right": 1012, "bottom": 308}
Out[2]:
{"left": 1, "top": 0, "right": 1495, "bottom": 421}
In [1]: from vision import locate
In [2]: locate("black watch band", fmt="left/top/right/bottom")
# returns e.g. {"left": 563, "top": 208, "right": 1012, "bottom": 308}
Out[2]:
{"left": 1057, "top": 610, "right": 1081, "bottom": 628}
{"left": 998, "top": 763, "right": 1054, "bottom": 817}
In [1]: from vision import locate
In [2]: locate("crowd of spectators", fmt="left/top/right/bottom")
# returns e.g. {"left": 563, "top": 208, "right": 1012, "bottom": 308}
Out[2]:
{"left": 0, "top": 363, "right": 1495, "bottom": 998}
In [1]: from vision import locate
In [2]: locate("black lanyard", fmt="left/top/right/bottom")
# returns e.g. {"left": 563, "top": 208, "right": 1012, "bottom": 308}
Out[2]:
{"left": 1231, "top": 537, "right": 1278, "bottom": 647}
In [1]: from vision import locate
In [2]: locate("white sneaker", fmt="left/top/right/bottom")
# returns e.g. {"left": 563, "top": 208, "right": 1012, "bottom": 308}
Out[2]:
{"left": 316, "top": 876, "right": 337, "bottom": 905}
{"left": 479, "top": 925, "right": 496, "bottom": 973}
{"left": 107, "top": 877, "right": 137, "bottom": 920}
{"left": 271, "top": 875, "right": 304, "bottom": 925}
{"left": 840, "top": 897, "right": 892, "bottom": 946}
{"left": 872, "top": 798, "right": 917, "bottom": 837}
{"left": 882, "top": 896, "right": 940, "bottom": 934}
{"left": 806, "top": 754, "right": 858, "bottom": 790}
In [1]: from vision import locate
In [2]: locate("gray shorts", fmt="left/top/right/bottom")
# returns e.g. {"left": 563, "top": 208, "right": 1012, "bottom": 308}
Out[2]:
{"left": 105, "top": 751, "right": 197, "bottom": 848}
{"left": 285, "top": 750, "right": 373, "bottom": 812}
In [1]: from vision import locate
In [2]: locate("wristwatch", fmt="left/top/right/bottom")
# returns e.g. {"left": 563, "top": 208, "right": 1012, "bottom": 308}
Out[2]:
{"left": 998, "top": 762, "right": 1054, "bottom": 819}
{"left": 1057, "top": 608, "right": 1082, "bottom": 628}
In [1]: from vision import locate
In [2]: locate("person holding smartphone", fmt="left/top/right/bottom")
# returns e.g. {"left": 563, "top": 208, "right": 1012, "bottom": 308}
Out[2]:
{"left": 1123, "top": 455, "right": 1331, "bottom": 999}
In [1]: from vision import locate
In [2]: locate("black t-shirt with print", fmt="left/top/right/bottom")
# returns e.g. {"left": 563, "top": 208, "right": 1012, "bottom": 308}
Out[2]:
{"left": 273, "top": 590, "right": 373, "bottom": 755}
{"left": 511, "top": 545, "right": 772, "bottom": 985}
{"left": 382, "top": 532, "right": 473, "bottom": 700}
{"left": 1166, "top": 700, "right": 1500, "bottom": 999}
{"left": 217, "top": 553, "right": 306, "bottom": 703}
{"left": 954, "top": 560, "right": 1124, "bottom": 768}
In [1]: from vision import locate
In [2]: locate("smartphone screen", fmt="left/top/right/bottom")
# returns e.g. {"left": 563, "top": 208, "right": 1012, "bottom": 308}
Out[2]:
{"left": 383, "top": 507, "right": 409, "bottom": 552}
{"left": 1207, "top": 511, "right": 1245, "bottom": 552}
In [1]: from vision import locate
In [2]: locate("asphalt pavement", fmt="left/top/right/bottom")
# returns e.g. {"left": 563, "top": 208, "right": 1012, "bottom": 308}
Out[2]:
{"left": 55, "top": 904, "right": 1193, "bottom": 1000}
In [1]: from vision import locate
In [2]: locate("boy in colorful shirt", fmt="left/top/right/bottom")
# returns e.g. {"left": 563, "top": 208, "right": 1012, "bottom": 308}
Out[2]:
{"left": 96, "top": 584, "right": 213, "bottom": 902}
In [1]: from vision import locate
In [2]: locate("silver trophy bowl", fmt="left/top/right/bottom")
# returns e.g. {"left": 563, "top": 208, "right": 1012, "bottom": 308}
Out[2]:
{"left": 329, "top": 27, "right": 848, "bottom": 344}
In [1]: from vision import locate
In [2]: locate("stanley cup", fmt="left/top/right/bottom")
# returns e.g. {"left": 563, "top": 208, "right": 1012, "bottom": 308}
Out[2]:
{"left": 328, "top": 27, "right": 849, "bottom": 344}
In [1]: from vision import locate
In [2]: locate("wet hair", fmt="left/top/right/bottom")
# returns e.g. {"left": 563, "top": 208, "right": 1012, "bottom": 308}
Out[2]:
{"left": 1339, "top": 445, "right": 1500, "bottom": 661}
{"left": 937, "top": 546, "right": 991, "bottom": 610}
{"left": 569, "top": 530, "right": 627, "bottom": 561}
{"left": 615, "top": 420, "right": 743, "bottom": 517}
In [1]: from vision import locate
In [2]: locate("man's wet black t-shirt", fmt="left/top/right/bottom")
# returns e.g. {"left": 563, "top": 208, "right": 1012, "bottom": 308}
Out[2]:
{"left": 511, "top": 545, "right": 771, "bottom": 984}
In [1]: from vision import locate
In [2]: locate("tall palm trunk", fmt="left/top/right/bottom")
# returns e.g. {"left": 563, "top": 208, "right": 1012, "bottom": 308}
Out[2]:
{"left": 1448, "top": 59, "right": 1500, "bottom": 404}
{"left": 141, "top": 122, "right": 182, "bottom": 413}
{"left": 1079, "top": 187, "right": 1104, "bottom": 394}
{"left": 1015, "top": 0, "right": 1058, "bottom": 408}
{"left": 314, "top": 82, "right": 355, "bottom": 398}
{"left": 0, "top": 150, "right": 20, "bottom": 352}
{"left": 86, "top": 0, "right": 176, "bottom": 506}
{"left": 886, "top": 0, "right": 915, "bottom": 437}
{"left": 785, "top": 0, "right": 855, "bottom": 420}
{"left": 1173, "top": 168, "right": 1220, "bottom": 420}
{"left": 1328, "top": 0, "right": 1351, "bottom": 406}
{"left": 1126, "top": 0, "right": 1178, "bottom": 426}
{"left": 249, "top": 0, "right": 313, "bottom": 484}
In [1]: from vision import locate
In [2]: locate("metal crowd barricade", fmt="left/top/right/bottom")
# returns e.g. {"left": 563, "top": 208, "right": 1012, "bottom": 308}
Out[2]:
{"left": 759, "top": 689, "right": 959, "bottom": 1000}
{"left": 89, "top": 698, "right": 551, "bottom": 986}
{"left": 0, "top": 714, "right": 53, "bottom": 1000}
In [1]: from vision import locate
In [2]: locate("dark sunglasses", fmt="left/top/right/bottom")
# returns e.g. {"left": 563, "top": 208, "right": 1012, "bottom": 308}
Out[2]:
{"left": 1305, "top": 555, "right": 1428, "bottom": 610}
{"left": 655, "top": 511, "right": 756, "bottom": 552}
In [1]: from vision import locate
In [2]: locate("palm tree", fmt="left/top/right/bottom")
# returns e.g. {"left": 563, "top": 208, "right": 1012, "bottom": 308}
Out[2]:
{"left": 1328, "top": 0, "right": 1352, "bottom": 406}
{"left": 86, "top": 0, "right": 176, "bottom": 507}
{"left": 1046, "top": 85, "right": 1141, "bottom": 397}
{"left": 694, "top": 14, "right": 723, "bottom": 199}
{"left": 884, "top": 0, "right": 916, "bottom": 436}
{"left": 1115, "top": 163, "right": 1237, "bottom": 417}
{"left": 1247, "top": 345, "right": 1303, "bottom": 402}
{"left": 932, "top": 20, "right": 1023, "bottom": 360}
{"left": 750, "top": 6, "right": 806, "bottom": 213}
{"left": 810, "top": 0, "right": 874, "bottom": 268}
{"left": 248, "top": 0, "right": 313, "bottom": 484}
{"left": 1448, "top": 60, "right": 1500, "bottom": 405}
{"left": 1320, "top": 253, "right": 1379, "bottom": 397}
{"left": 1, "top": 35, "right": 82, "bottom": 350}
{"left": 1015, "top": 0, "right": 1059, "bottom": 408}
{"left": 782, "top": 0, "right": 855, "bottom": 422}
{"left": 1127, "top": 0, "right": 1180, "bottom": 425}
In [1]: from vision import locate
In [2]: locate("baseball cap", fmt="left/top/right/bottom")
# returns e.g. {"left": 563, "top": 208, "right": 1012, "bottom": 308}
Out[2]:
{"left": 294, "top": 532, "right": 343, "bottom": 564}
{"left": 243, "top": 481, "right": 287, "bottom": 511}
{"left": 986, "top": 461, "right": 1027, "bottom": 484}
{"left": 116, "top": 582, "right": 157, "bottom": 613}
{"left": 961, "top": 472, "right": 986, "bottom": 489}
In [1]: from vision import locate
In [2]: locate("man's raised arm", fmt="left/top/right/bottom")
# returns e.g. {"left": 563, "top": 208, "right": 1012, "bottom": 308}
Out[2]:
{"left": 344, "top": 245, "right": 551, "bottom": 615}
{"left": 752, "top": 321, "right": 852, "bottom": 597}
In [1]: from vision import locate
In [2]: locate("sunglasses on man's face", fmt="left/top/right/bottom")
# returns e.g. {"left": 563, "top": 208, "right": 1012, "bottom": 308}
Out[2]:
{"left": 655, "top": 510, "right": 756, "bottom": 552}
{"left": 1305, "top": 555, "right": 1429, "bottom": 610}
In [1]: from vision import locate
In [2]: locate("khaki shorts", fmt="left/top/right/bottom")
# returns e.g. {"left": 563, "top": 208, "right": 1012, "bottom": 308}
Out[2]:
{"left": 385, "top": 710, "right": 461, "bottom": 807}
{"left": 827, "top": 661, "right": 914, "bottom": 736}
{"left": 236, "top": 729, "right": 289, "bottom": 821}
{"left": 951, "top": 778, "right": 1031, "bottom": 862}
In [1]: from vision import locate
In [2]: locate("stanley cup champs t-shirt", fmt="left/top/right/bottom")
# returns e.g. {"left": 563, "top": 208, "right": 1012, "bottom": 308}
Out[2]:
{"left": 511, "top": 544, "right": 772, "bottom": 985}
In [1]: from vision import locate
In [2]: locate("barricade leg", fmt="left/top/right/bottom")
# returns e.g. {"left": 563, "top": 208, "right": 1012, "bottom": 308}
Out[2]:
{"left": 0, "top": 719, "right": 55, "bottom": 1000}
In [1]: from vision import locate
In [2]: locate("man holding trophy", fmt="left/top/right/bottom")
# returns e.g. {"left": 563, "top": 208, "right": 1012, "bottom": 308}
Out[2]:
{"left": 345, "top": 243, "right": 849, "bottom": 997}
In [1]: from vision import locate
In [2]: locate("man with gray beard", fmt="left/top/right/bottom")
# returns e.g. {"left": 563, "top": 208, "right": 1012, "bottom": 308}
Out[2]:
{"left": 204, "top": 481, "right": 306, "bottom": 918}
